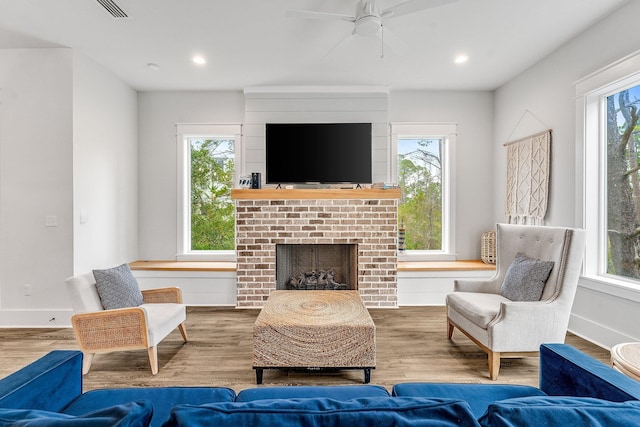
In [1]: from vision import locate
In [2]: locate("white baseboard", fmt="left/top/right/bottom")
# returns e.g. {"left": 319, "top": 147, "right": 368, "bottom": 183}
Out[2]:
{"left": 0, "top": 309, "right": 73, "bottom": 328}
{"left": 568, "top": 312, "right": 639, "bottom": 350}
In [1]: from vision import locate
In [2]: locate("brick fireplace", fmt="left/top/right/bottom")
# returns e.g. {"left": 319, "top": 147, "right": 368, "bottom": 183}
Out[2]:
{"left": 231, "top": 188, "right": 401, "bottom": 308}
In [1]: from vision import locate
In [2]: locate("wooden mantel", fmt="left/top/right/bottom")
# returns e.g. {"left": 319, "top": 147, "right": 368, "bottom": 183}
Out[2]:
{"left": 231, "top": 188, "right": 401, "bottom": 200}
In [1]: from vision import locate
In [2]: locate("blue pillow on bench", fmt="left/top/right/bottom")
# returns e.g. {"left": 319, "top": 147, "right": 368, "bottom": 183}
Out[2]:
{"left": 0, "top": 400, "right": 152, "bottom": 427}
{"left": 164, "top": 396, "right": 480, "bottom": 427}
{"left": 478, "top": 396, "right": 640, "bottom": 427}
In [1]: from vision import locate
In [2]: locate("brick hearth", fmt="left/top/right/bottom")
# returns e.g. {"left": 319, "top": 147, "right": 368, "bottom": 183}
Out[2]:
{"left": 231, "top": 189, "right": 401, "bottom": 308}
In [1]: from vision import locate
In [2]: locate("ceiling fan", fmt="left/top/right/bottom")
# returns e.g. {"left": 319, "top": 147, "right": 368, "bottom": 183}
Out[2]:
{"left": 286, "top": 0, "right": 459, "bottom": 58}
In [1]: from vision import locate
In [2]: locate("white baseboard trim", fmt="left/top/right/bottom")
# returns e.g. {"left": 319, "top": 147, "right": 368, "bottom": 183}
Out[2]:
{"left": 568, "top": 312, "right": 639, "bottom": 350}
{"left": 0, "top": 309, "right": 73, "bottom": 328}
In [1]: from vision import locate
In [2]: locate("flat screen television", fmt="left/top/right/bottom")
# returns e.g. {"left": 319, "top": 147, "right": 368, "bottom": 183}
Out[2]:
{"left": 265, "top": 123, "right": 372, "bottom": 185}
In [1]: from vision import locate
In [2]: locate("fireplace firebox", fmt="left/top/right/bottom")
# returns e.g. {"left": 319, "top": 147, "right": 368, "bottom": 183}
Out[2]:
{"left": 276, "top": 244, "right": 357, "bottom": 291}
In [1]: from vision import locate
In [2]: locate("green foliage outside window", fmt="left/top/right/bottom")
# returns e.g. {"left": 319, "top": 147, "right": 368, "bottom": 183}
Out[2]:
{"left": 606, "top": 84, "right": 640, "bottom": 279}
{"left": 190, "top": 138, "right": 235, "bottom": 250}
{"left": 398, "top": 138, "right": 442, "bottom": 250}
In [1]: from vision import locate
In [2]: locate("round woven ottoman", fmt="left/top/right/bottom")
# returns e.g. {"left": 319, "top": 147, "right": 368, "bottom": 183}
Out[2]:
{"left": 611, "top": 342, "right": 640, "bottom": 381}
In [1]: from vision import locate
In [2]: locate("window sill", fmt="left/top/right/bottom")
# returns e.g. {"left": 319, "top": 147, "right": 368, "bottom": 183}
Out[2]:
{"left": 130, "top": 260, "right": 236, "bottom": 272}
{"left": 580, "top": 274, "right": 640, "bottom": 304}
{"left": 176, "top": 251, "right": 236, "bottom": 262}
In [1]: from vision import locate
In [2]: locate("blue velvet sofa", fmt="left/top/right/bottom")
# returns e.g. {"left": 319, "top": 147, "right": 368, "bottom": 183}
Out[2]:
{"left": 1, "top": 344, "right": 640, "bottom": 426}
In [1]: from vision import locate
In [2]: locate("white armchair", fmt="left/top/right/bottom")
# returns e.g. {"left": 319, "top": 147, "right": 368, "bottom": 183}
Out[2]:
{"left": 446, "top": 223, "right": 586, "bottom": 380}
{"left": 65, "top": 271, "right": 188, "bottom": 375}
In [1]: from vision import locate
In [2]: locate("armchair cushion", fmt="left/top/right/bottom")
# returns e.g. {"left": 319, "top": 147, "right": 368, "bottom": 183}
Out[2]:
{"left": 93, "top": 264, "right": 144, "bottom": 310}
{"left": 446, "top": 292, "right": 508, "bottom": 328}
{"left": 0, "top": 400, "right": 153, "bottom": 427}
{"left": 500, "top": 253, "right": 554, "bottom": 302}
{"left": 143, "top": 303, "right": 186, "bottom": 346}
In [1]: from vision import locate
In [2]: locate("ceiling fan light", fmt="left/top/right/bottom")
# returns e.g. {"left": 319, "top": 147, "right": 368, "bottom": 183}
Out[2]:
{"left": 355, "top": 15, "right": 381, "bottom": 36}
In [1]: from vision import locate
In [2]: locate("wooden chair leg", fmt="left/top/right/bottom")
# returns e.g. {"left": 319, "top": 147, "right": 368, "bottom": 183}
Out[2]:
{"left": 82, "top": 352, "right": 94, "bottom": 375}
{"left": 148, "top": 346, "right": 159, "bottom": 375}
{"left": 178, "top": 322, "right": 188, "bottom": 342}
{"left": 488, "top": 350, "right": 500, "bottom": 381}
{"left": 447, "top": 319, "right": 454, "bottom": 339}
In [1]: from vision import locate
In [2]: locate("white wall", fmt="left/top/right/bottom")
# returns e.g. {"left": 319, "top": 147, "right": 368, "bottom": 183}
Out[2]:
{"left": 72, "top": 53, "right": 138, "bottom": 273}
{"left": 390, "top": 90, "right": 495, "bottom": 259}
{"left": 493, "top": 1, "right": 640, "bottom": 347}
{"left": 243, "top": 87, "right": 390, "bottom": 184}
{"left": 0, "top": 49, "right": 138, "bottom": 326}
{"left": 137, "top": 89, "right": 494, "bottom": 260}
{"left": 137, "top": 91, "right": 245, "bottom": 260}
{"left": 0, "top": 48, "right": 73, "bottom": 326}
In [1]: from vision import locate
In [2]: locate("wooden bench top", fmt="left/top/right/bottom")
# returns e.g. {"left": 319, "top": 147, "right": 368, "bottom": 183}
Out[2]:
{"left": 129, "top": 260, "right": 495, "bottom": 272}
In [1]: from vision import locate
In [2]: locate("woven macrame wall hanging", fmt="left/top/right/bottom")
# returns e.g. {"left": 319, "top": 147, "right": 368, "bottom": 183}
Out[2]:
{"left": 504, "top": 129, "right": 551, "bottom": 225}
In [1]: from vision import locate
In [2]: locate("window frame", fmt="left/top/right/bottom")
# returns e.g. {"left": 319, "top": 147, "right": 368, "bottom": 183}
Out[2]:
{"left": 577, "top": 49, "right": 640, "bottom": 292}
{"left": 176, "top": 123, "right": 242, "bottom": 261}
{"left": 390, "top": 122, "right": 457, "bottom": 261}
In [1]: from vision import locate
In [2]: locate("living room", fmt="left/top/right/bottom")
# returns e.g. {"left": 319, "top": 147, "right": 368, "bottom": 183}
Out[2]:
{"left": 3, "top": 1, "right": 640, "bottom": 425}
{"left": 1, "top": 0, "right": 640, "bottom": 372}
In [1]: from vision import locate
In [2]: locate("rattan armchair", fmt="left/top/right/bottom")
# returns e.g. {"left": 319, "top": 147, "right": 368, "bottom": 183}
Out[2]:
{"left": 65, "top": 272, "right": 188, "bottom": 375}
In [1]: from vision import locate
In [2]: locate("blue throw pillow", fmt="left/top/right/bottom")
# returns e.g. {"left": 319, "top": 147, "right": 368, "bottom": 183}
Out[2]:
{"left": 478, "top": 396, "right": 640, "bottom": 427}
{"left": 163, "top": 397, "right": 480, "bottom": 427}
{"left": 0, "top": 400, "right": 153, "bottom": 426}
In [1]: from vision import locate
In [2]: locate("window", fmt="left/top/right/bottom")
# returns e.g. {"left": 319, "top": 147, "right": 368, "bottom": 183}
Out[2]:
{"left": 605, "top": 84, "right": 640, "bottom": 281}
{"left": 390, "top": 123, "right": 456, "bottom": 260}
{"left": 578, "top": 50, "right": 640, "bottom": 288}
{"left": 176, "top": 124, "right": 242, "bottom": 261}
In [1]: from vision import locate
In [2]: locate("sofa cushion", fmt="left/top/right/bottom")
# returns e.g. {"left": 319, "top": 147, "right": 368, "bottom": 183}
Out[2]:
{"left": 0, "top": 400, "right": 152, "bottom": 427}
{"left": 236, "top": 385, "right": 389, "bottom": 402}
{"left": 392, "top": 382, "right": 547, "bottom": 419}
{"left": 478, "top": 396, "right": 640, "bottom": 427}
{"left": 163, "top": 397, "right": 480, "bottom": 427}
{"left": 62, "top": 387, "right": 236, "bottom": 427}
{"left": 93, "top": 264, "right": 144, "bottom": 310}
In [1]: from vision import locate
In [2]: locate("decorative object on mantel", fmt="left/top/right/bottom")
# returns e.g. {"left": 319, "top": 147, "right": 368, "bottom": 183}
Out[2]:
{"left": 504, "top": 110, "right": 551, "bottom": 225}
{"left": 398, "top": 218, "right": 406, "bottom": 254}
{"left": 481, "top": 230, "right": 496, "bottom": 264}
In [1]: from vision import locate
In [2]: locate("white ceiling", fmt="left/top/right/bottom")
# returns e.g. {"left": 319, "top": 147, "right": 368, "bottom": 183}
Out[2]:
{"left": 0, "top": 0, "right": 629, "bottom": 92}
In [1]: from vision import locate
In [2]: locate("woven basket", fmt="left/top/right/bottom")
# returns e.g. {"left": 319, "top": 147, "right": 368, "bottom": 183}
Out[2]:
{"left": 481, "top": 230, "right": 496, "bottom": 264}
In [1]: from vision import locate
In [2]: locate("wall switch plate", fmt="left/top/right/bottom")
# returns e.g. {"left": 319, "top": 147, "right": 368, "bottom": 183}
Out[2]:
{"left": 24, "top": 284, "right": 32, "bottom": 296}
{"left": 45, "top": 215, "right": 57, "bottom": 227}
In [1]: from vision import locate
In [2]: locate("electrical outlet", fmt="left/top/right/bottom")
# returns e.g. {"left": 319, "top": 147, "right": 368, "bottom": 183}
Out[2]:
{"left": 45, "top": 215, "right": 57, "bottom": 227}
{"left": 24, "top": 284, "right": 32, "bottom": 296}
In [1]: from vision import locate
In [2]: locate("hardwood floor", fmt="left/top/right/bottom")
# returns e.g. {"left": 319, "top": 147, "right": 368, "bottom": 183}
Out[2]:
{"left": 0, "top": 306, "right": 610, "bottom": 393}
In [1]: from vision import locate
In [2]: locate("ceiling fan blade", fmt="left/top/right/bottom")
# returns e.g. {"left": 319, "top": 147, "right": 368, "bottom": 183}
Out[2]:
{"left": 381, "top": 0, "right": 458, "bottom": 20}
{"left": 321, "top": 30, "right": 356, "bottom": 61}
{"left": 377, "top": 26, "right": 409, "bottom": 57}
{"left": 285, "top": 9, "right": 356, "bottom": 22}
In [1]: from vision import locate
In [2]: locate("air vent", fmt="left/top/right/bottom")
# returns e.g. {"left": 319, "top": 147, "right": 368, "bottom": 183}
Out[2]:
{"left": 97, "top": 0, "right": 128, "bottom": 18}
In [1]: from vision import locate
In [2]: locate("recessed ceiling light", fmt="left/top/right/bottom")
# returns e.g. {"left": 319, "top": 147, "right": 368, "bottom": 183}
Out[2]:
{"left": 147, "top": 63, "right": 160, "bottom": 71}
{"left": 454, "top": 54, "right": 469, "bottom": 64}
{"left": 192, "top": 56, "right": 206, "bottom": 65}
